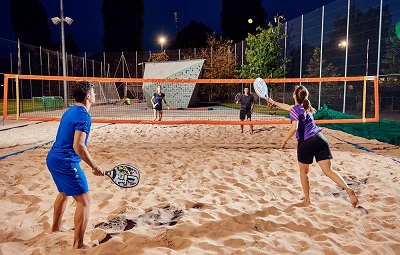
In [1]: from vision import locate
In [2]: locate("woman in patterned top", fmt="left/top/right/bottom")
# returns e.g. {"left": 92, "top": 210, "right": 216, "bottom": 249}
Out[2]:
{"left": 267, "top": 85, "right": 358, "bottom": 208}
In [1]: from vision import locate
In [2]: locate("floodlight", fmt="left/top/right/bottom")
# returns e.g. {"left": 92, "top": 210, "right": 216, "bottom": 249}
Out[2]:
{"left": 65, "top": 17, "right": 74, "bottom": 25}
{"left": 51, "top": 17, "right": 61, "bottom": 25}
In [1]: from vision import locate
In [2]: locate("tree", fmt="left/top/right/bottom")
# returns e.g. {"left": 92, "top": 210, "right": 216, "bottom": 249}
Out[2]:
{"left": 168, "top": 21, "right": 213, "bottom": 49}
{"left": 10, "top": 0, "right": 52, "bottom": 48}
{"left": 304, "top": 48, "right": 339, "bottom": 78}
{"left": 148, "top": 52, "right": 169, "bottom": 62}
{"left": 221, "top": 0, "right": 267, "bottom": 43}
{"left": 102, "top": 0, "right": 144, "bottom": 52}
{"left": 304, "top": 47, "right": 340, "bottom": 106}
{"left": 65, "top": 32, "right": 79, "bottom": 55}
{"left": 324, "top": 4, "right": 392, "bottom": 76}
{"left": 195, "top": 35, "right": 237, "bottom": 101}
{"left": 381, "top": 35, "right": 400, "bottom": 86}
{"left": 238, "top": 24, "right": 288, "bottom": 80}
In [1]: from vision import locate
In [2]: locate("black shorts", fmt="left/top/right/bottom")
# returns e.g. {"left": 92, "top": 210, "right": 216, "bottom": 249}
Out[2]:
{"left": 297, "top": 132, "right": 333, "bottom": 164}
{"left": 154, "top": 105, "right": 162, "bottom": 111}
{"left": 240, "top": 109, "right": 251, "bottom": 120}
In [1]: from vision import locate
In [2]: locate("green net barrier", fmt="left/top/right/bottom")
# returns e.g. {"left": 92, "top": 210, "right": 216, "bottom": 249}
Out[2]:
{"left": 313, "top": 104, "right": 400, "bottom": 146}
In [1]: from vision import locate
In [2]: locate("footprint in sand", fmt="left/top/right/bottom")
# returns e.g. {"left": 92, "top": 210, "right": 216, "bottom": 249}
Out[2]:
{"left": 94, "top": 205, "right": 184, "bottom": 244}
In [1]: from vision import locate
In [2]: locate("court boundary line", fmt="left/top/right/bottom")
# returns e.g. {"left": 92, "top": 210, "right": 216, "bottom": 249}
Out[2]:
{"left": 0, "top": 124, "right": 112, "bottom": 161}
{"left": 327, "top": 134, "right": 400, "bottom": 163}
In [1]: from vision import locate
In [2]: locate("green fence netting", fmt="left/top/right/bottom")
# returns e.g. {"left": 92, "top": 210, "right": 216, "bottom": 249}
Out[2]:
{"left": 314, "top": 105, "right": 400, "bottom": 146}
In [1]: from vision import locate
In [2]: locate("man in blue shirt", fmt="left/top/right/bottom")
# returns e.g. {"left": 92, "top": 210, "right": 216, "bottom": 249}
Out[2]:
{"left": 46, "top": 81, "right": 104, "bottom": 249}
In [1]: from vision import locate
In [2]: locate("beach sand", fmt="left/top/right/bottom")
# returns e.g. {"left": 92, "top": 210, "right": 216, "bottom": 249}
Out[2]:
{"left": 0, "top": 121, "right": 399, "bottom": 254}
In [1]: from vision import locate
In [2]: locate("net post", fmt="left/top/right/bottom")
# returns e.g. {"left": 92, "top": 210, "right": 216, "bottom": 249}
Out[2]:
{"left": 362, "top": 76, "right": 367, "bottom": 122}
{"left": 16, "top": 75, "right": 20, "bottom": 121}
{"left": 374, "top": 76, "right": 379, "bottom": 121}
{"left": 3, "top": 75, "right": 9, "bottom": 120}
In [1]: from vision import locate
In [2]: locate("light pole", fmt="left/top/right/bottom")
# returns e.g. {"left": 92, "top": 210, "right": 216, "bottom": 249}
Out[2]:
{"left": 159, "top": 36, "right": 166, "bottom": 52}
{"left": 52, "top": 0, "right": 73, "bottom": 108}
{"left": 338, "top": 39, "right": 349, "bottom": 113}
{"left": 138, "top": 62, "right": 145, "bottom": 77}
{"left": 366, "top": 39, "right": 370, "bottom": 76}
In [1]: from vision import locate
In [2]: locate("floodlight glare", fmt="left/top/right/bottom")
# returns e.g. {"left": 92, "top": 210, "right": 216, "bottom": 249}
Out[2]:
{"left": 338, "top": 40, "right": 347, "bottom": 47}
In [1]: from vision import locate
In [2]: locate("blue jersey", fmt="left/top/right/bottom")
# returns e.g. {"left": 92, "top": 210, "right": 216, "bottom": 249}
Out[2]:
{"left": 153, "top": 93, "right": 165, "bottom": 107}
{"left": 289, "top": 104, "right": 321, "bottom": 143}
{"left": 48, "top": 105, "right": 92, "bottom": 163}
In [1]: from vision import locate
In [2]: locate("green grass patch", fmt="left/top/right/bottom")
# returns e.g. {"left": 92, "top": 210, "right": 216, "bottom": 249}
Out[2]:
{"left": 0, "top": 98, "right": 68, "bottom": 115}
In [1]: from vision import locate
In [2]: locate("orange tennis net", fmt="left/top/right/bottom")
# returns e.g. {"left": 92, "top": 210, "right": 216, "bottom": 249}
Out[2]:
{"left": 2, "top": 74, "right": 379, "bottom": 125}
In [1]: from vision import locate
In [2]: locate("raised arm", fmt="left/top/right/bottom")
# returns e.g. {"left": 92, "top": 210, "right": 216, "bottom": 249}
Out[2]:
{"left": 267, "top": 98, "right": 293, "bottom": 112}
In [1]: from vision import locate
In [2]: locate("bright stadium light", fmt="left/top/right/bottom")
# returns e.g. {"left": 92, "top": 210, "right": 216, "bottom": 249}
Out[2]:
{"left": 64, "top": 17, "right": 74, "bottom": 25}
{"left": 51, "top": 0, "right": 73, "bottom": 107}
{"left": 338, "top": 40, "right": 347, "bottom": 47}
{"left": 51, "top": 17, "right": 61, "bottom": 25}
{"left": 159, "top": 36, "right": 166, "bottom": 51}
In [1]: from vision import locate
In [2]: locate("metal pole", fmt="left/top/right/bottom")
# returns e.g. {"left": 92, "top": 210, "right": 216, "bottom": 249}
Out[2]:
{"left": 60, "top": 0, "right": 68, "bottom": 107}
{"left": 10, "top": 52, "right": 15, "bottom": 99}
{"left": 300, "top": 15, "right": 304, "bottom": 80}
{"left": 57, "top": 51, "right": 60, "bottom": 95}
{"left": 70, "top": 54, "right": 74, "bottom": 76}
{"left": 241, "top": 40, "right": 244, "bottom": 92}
{"left": 343, "top": 0, "right": 350, "bottom": 113}
{"left": 18, "top": 39, "right": 23, "bottom": 113}
{"left": 318, "top": 6, "right": 325, "bottom": 110}
{"left": 234, "top": 43, "right": 237, "bottom": 66}
{"left": 103, "top": 52, "right": 106, "bottom": 76}
{"left": 366, "top": 39, "right": 369, "bottom": 76}
{"left": 376, "top": 0, "right": 383, "bottom": 77}
{"left": 29, "top": 52, "right": 32, "bottom": 100}
{"left": 47, "top": 51, "right": 51, "bottom": 95}
{"left": 283, "top": 22, "right": 287, "bottom": 104}
{"left": 40, "top": 46, "right": 44, "bottom": 96}
{"left": 84, "top": 52, "right": 87, "bottom": 77}
{"left": 135, "top": 51, "right": 138, "bottom": 78}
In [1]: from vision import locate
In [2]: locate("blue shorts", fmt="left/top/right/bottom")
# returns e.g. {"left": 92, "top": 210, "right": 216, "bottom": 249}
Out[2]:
{"left": 46, "top": 155, "right": 89, "bottom": 196}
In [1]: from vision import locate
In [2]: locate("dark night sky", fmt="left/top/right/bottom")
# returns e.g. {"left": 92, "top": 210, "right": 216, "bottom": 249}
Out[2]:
{"left": 0, "top": 0, "right": 338, "bottom": 53}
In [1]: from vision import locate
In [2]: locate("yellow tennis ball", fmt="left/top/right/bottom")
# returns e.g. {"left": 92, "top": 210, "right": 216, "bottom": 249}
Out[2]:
{"left": 248, "top": 19, "right": 253, "bottom": 24}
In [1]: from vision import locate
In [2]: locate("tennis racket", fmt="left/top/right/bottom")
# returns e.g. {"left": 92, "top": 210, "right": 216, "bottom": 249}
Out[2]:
{"left": 253, "top": 77, "right": 269, "bottom": 99}
{"left": 235, "top": 93, "right": 242, "bottom": 103}
{"left": 153, "top": 102, "right": 159, "bottom": 109}
{"left": 105, "top": 164, "right": 140, "bottom": 188}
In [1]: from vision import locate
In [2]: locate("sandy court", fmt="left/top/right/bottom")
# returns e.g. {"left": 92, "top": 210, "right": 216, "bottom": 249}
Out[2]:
{"left": 0, "top": 121, "right": 399, "bottom": 254}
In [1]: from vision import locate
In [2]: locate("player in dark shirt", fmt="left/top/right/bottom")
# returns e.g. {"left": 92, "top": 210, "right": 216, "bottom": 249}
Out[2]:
{"left": 151, "top": 85, "right": 169, "bottom": 121}
{"left": 236, "top": 86, "right": 254, "bottom": 134}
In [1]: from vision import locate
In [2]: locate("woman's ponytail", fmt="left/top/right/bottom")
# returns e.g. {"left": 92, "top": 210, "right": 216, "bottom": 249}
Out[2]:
{"left": 303, "top": 98, "right": 315, "bottom": 113}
